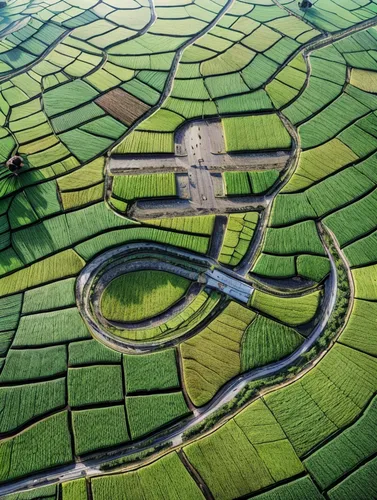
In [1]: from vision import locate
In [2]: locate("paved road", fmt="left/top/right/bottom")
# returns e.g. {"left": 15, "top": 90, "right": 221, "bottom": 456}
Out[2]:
{"left": 0, "top": 224, "right": 339, "bottom": 498}
{"left": 110, "top": 118, "right": 289, "bottom": 218}
{"left": 75, "top": 241, "right": 323, "bottom": 355}
{"left": 75, "top": 242, "right": 257, "bottom": 354}
{"left": 206, "top": 269, "right": 253, "bottom": 303}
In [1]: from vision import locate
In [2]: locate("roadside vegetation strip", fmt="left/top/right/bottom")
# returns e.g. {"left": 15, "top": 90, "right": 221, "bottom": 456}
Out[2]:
{"left": 100, "top": 270, "right": 192, "bottom": 323}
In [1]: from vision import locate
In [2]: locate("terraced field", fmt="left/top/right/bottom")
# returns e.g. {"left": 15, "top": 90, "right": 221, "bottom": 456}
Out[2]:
{"left": 0, "top": 0, "right": 377, "bottom": 498}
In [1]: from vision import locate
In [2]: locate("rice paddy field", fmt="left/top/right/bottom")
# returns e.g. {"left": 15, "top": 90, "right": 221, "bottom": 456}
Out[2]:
{"left": 1, "top": 0, "right": 377, "bottom": 498}
{"left": 100, "top": 270, "right": 191, "bottom": 323}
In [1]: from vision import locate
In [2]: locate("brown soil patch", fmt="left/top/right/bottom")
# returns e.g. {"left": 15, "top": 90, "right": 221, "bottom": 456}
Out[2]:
{"left": 96, "top": 89, "right": 150, "bottom": 126}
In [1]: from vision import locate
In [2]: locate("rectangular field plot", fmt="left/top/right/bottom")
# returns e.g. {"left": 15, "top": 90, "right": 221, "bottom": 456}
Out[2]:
{"left": 0, "top": 345, "right": 67, "bottom": 383}
{"left": 96, "top": 88, "right": 150, "bottom": 126}
{"left": 91, "top": 452, "right": 204, "bottom": 500}
{"left": 69, "top": 339, "right": 121, "bottom": 367}
{"left": 123, "top": 349, "right": 179, "bottom": 394}
{"left": 222, "top": 115, "right": 291, "bottom": 152}
{"left": 72, "top": 406, "right": 129, "bottom": 456}
{"left": 68, "top": 365, "right": 123, "bottom": 408}
{"left": 126, "top": 392, "right": 190, "bottom": 440}
{"left": 112, "top": 173, "right": 177, "bottom": 201}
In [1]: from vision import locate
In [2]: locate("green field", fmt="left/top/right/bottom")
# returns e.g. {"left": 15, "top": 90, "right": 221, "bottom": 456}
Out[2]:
{"left": 101, "top": 270, "right": 191, "bottom": 323}
{"left": 123, "top": 349, "right": 179, "bottom": 393}
{"left": 241, "top": 315, "right": 304, "bottom": 371}
{"left": 223, "top": 115, "right": 292, "bottom": 152}
{"left": 126, "top": 393, "right": 190, "bottom": 440}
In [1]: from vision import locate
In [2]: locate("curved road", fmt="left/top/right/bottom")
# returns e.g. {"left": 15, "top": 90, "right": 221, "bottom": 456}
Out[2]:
{"left": 0, "top": 224, "right": 338, "bottom": 498}
{"left": 76, "top": 241, "right": 327, "bottom": 354}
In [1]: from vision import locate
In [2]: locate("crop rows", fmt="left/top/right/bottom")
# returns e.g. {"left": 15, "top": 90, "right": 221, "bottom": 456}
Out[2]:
{"left": 181, "top": 301, "right": 256, "bottom": 406}
{"left": 101, "top": 270, "right": 191, "bottom": 323}
{"left": 219, "top": 212, "right": 258, "bottom": 267}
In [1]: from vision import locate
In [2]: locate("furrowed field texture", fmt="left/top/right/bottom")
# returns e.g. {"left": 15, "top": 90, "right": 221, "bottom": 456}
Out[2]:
{"left": 0, "top": 0, "right": 377, "bottom": 498}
